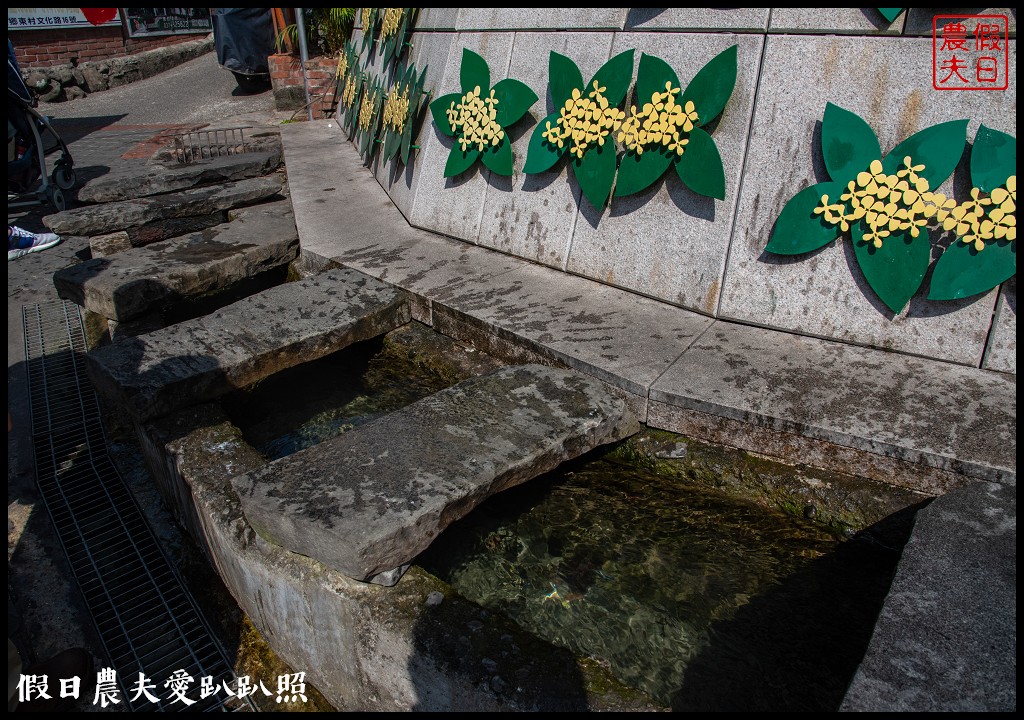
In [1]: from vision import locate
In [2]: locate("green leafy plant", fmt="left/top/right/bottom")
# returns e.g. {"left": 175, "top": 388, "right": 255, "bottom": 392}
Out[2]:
{"left": 766, "top": 104, "right": 1015, "bottom": 313}
{"left": 522, "top": 49, "right": 634, "bottom": 209}
{"left": 429, "top": 49, "right": 538, "bottom": 177}
{"left": 276, "top": 8, "right": 356, "bottom": 56}
{"left": 380, "top": 61, "right": 430, "bottom": 167}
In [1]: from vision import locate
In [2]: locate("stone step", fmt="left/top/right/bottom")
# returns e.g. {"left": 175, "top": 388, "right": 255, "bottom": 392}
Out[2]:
{"left": 53, "top": 200, "right": 299, "bottom": 322}
{"left": 77, "top": 149, "right": 282, "bottom": 203}
{"left": 231, "top": 364, "right": 640, "bottom": 585}
{"left": 43, "top": 176, "right": 283, "bottom": 237}
{"left": 89, "top": 212, "right": 229, "bottom": 256}
{"left": 86, "top": 267, "right": 411, "bottom": 422}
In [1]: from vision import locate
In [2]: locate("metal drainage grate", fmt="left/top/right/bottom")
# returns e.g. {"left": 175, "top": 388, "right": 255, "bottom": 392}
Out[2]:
{"left": 23, "top": 300, "right": 252, "bottom": 712}
{"left": 170, "top": 127, "right": 251, "bottom": 164}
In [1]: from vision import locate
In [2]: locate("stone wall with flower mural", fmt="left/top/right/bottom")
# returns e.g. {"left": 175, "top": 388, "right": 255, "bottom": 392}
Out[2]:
{"left": 341, "top": 8, "right": 1016, "bottom": 373}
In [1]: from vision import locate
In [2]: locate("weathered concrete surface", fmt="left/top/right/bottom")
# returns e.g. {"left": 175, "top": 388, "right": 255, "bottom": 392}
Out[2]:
{"left": 137, "top": 404, "right": 656, "bottom": 711}
{"left": 43, "top": 176, "right": 283, "bottom": 236}
{"left": 55, "top": 205, "right": 298, "bottom": 321}
{"left": 89, "top": 212, "right": 229, "bottom": 256}
{"left": 476, "top": 32, "right": 614, "bottom": 269}
{"left": 565, "top": 32, "right": 763, "bottom": 314}
{"left": 841, "top": 481, "right": 1016, "bottom": 711}
{"left": 623, "top": 7, "right": 769, "bottom": 30}
{"left": 902, "top": 7, "right": 1016, "bottom": 36}
{"left": 86, "top": 268, "right": 411, "bottom": 421}
{"left": 983, "top": 278, "right": 1017, "bottom": 374}
{"left": 232, "top": 365, "right": 640, "bottom": 582}
{"left": 718, "top": 35, "right": 1017, "bottom": 366}
{"left": 649, "top": 321, "right": 1016, "bottom": 484}
{"left": 455, "top": 8, "right": 627, "bottom": 30}
{"left": 768, "top": 7, "right": 905, "bottom": 33}
{"left": 78, "top": 150, "right": 282, "bottom": 203}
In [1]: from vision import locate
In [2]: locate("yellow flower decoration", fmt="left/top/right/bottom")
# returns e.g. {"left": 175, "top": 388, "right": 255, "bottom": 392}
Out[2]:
{"left": 381, "top": 8, "right": 403, "bottom": 38}
{"left": 342, "top": 73, "right": 359, "bottom": 108}
{"left": 446, "top": 86, "right": 505, "bottom": 152}
{"left": 361, "top": 8, "right": 373, "bottom": 32}
{"left": 382, "top": 85, "right": 410, "bottom": 133}
{"left": 358, "top": 87, "right": 379, "bottom": 131}
{"left": 543, "top": 80, "right": 626, "bottom": 159}
{"left": 617, "top": 81, "right": 698, "bottom": 157}
{"left": 336, "top": 53, "right": 349, "bottom": 79}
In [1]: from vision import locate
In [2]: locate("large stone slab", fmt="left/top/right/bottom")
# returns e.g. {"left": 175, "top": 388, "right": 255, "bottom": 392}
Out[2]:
{"left": 768, "top": 7, "right": 905, "bottom": 34}
{"left": 231, "top": 364, "right": 640, "bottom": 582}
{"left": 476, "top": 32, "right": 614, "bottom": 269}
{"left": 43, "top": 176, "right": 283, "bottom": 236}
{"left": 86, "top": 268, "right": 411, "bottom": 421}
{"left": 649, "top": 321, "right": 1017, "bottom": 484}
{"left": 718, "top": 35, "right": 1016, "bottom": 365}
{"left": 408, "top": 32, "right": 514, "bottom": 244}
{"left": 77, "top": 150, "right": 282, "bottom": 203}
{"left": 623, "top": 7, "right": 769, "bottom": 31}
{"left": 982, "top": 279, "right": 1016, "bottom": 374}
{"left": 415, "top": 7, "right": 458, "bottom": 31}
{"left": 54, "top": 203, "right": 298, "bottom": 321}
{"left": 841, "top": 481, "right": 1016, "bottom": 711}
{"left": 455, "top": 8, "right": 627, "bottom": 31}
{"left": 565, "top": 33, "right": 763, "bottom": 314}
{"left": 89, "top": 212, "right": 228, "bottom": 256}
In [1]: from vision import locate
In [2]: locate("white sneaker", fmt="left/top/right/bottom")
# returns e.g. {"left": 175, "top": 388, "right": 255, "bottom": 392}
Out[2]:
{"left": 8, "top": 226, "right": 62, "bottom": 260}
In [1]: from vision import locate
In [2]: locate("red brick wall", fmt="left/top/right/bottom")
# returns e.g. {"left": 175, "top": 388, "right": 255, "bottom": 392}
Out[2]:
{"left": 9, "top": 27, "right": 207, "bottom": 67}
{"left": 269, "top": 54, "right": 341, "bottom": 118}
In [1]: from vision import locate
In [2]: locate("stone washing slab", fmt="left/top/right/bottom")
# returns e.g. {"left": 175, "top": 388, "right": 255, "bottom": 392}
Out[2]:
{"left": 53, "top": 203, "right": 298, "bottom": 322}
{"left": 768, "top": 7, "right": 905, "bottom": 34}
{"left": 77, "top": 150, "right": 282, "bottom": 203}
{"left": 476, "top": 32, "right": 614, "bottom": 269}
{"left": 232, "top": 364, "right": 640, "bottom": 582}
{"left": 89, "top": 212, "right": 228, "bottom": 256}
{"left": 841, "top": 481, "right": 1016, "bottom": 711}
{"left": 455, "top": 8, "right": 627, "bottom": 31}
{"left": 565, "top": 32, "right": 763, "bottom": 314}
{"left": 43, "top": 176, "right": 283, "bottom": 236}
{"left": 623, "top": 7, "right": 769, "bottom": 31}
{"left": 649, "top": 321, "right": 1016, "bottom": 483}
{"left": 982, "top": 279, "right": 1016, "bottom": 374}
{"left": 718, "top": 35, "right": 1016, "bottom": 365}
{"left": 86, "top": 268, "right": 411, "bottom": 422}
{"left": 408, "top": 32, "right": 514, "bottom": 244}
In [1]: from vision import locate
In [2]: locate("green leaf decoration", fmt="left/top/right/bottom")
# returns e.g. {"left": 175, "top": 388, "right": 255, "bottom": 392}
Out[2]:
{"left": 680, "top": 45, "right": 737, "bottom": 128}
{"left": 460, "top": 48, "right": 490, "bottom": 94}
{"left": 636, "top": 53, "right": 680, "bottom": 109}
{"left": 590, "top": 49, "right": 635, "bottom": 107}
{"left": 492, "top": 78, "right": 538, "bottom": 127}
{"left": 971, "top": 126, "right": 1016, "bottom": 193}
{"left": 676, "top": 128, "right": 726, "bottom": 200}
{"left": 523, "top": 111, "right": 566, "bottom": 174}
{"left": 429, "top": 92, "right": 461, "bottom": 137}
{"left": 481, "top": 137, "right": 514, "bottom": 176}
{"left": 444, "top": 146, "right": 481, "bottom": 178}
{"left": 852, "top": 225, "right": 931, "bottom": 313}
{"left": 766, "top": 182, "right": 844, "bottom": 255}
{"left": 928, "top": 239, "right": 1016, "bottom": 301}
{"left": 573, "top": 141, "right": 617, "bottom": 210}
{"left": 877, "top": 8, "right": 904, "bottom": 23}
{"left": 549, "top": 52, "right": 584, "bottom": 109}
{"left": 821, "top": 103, "right": 882, "bottom": 184}
{"left": 401, "top": 118, "right": 413, "bottom": 166}
{"left": 881, "top": 119, "right": 968, "bottom": 189}
{"left": 614, "top": 147, "right": 673, "bottom": 198}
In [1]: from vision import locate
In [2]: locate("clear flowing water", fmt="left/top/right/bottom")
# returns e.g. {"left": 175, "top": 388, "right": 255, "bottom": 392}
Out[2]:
{"left": 418, "top": 455, "right": 903, "bottom": 711}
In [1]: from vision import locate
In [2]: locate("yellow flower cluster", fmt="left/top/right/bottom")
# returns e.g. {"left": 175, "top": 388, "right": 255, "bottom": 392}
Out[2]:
{"left": 382, "top": 85, "right": 409, "bottom": 133}
{"left": 541, "top": 81, "right": 626, "bottom": 160}
{"left": 336, "top": 53, "right": 349, "bottom": 79}
{"left": 358, "top": 88, "right": 378, "bottom": 131}
{"left": 617, "top": 82, "right": 699, "bottom": 156}
{"left": 942, "top": 176, "right": 1016, "bottom": 251}
{"left": 446, "top": 86, "right": 504, "bottom": 152}
{"left": 361, "top": 8, "right": 373, "bottom": 32}
{"left": 381, "top": 8, "right": 403, "bottom": 37}
{"left": 342, "top": 73, "right": 359, "bottom": 108}
{"left": 814, "top": 157, "right": 1017, "bottom": 252}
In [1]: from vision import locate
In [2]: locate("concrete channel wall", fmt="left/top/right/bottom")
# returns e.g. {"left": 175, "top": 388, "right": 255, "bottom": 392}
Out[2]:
{"left": 348, "top": 8, "right": 1016, "bottom": 373}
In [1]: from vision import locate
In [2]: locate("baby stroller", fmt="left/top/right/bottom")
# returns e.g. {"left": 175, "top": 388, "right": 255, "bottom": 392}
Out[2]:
{"left": 8, "top": 41, "right": 76, "bottom": 212}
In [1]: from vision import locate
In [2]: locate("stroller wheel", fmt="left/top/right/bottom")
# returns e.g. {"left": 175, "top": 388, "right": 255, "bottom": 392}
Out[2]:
{"left": 53, "top": 165, "right": 77, "bottom": 191}
{"left": 46, "top": 186, "right": 67, "bottom": 212}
